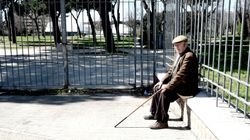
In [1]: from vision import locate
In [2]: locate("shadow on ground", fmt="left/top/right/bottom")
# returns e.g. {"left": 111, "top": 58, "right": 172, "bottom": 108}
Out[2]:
{"left": 0, "top": 93, "right": 140, "bottom": 105}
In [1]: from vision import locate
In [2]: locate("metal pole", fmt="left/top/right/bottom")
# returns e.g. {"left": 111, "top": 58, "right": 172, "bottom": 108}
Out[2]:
{"left": 236, "top": 0, "right": 247, "bottom": 112}
{"left": 175, "top": 0, "right": 179, "bottom": 36}
{"left": 229, "top": 0, "right": 239, "bottom": 107}
{"left": 60, "top": 0, "right": 69, "bottom": 89}
{"left": 152, "top": 0, "right": 156, "bottom": 84}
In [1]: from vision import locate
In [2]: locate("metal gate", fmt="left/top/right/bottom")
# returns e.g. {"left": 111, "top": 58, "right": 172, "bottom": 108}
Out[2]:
{"left": 0, "top": 0, "right": 175, "bottom": 89}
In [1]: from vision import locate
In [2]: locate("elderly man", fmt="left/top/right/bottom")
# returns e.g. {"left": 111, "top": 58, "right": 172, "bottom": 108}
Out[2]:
{"left": 144, "top": 35, "right": 198, "bottom": 129}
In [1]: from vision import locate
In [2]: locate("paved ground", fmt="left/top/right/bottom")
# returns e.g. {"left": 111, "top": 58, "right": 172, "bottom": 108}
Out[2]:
{"left": 0, "top": 93, "right": 197, "bottom": 140}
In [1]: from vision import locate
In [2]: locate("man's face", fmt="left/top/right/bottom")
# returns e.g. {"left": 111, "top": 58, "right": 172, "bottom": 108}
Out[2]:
{"left": 173, "top": 41, "right": 187, "bottom": 54}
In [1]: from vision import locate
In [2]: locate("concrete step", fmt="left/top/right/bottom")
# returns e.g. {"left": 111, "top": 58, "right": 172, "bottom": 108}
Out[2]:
{"left": 171, "top": 90, "right": 250, "bottom": 140}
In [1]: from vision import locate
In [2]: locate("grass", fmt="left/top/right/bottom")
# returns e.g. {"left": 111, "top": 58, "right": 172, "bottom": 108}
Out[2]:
{"left": 0, "top": 35, "right": 135, "bottom": 49}
{"left": 201, "top": 67, "right": 250, "bottom": 113}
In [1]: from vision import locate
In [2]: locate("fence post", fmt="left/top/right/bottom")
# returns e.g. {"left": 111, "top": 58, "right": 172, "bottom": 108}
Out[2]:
{"left": 60, "top": 0, "right": 69, "bottom": 89}
{"left": 175, "top": 0, "right": 180, "bottom": 36}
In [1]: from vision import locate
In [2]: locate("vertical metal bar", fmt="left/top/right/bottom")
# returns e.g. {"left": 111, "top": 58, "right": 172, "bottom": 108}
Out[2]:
{"left": 140, "top": 1, "right": 144, "bottom": 86}
{"left": 41, "top": 6, "right": 47, "bottom": 87}
{"left": 146, "top": 0, "right": 150, "bottom": 85}
{"left": 17, "top": 5, "right": 26, "bottom": 87}
{"left": 51, "top": 0, "right": 60, "bottom": 87}
{"left": 245, "top": 41, "right": 250, "bottom": 118}
{"left": 17, "top": 3, "right": 27, "bottom": 88}
{"left": 190, "top": 0, "right": 194, "bottom": 49}
{"left": 217, "top": 0, "right": 224, "bottom": 106}
{"left": 111, "top": 1, "right": 114, "bottom": 86}
{"left": 140, "top": 0, "right": 144, "bottom": 87}
{"left": 2, "top": 26, "right": 9, "bottom": 87}
{"left": 193, "top": 0, "right": 197, "bottom": 54}
{"left": 48, "top": 0, "right": 55, "bottom": 87}
{"left": 133, "top": 0, "right": 137, "bottom": 88}
{"left": 223, "top": 0, "right": 231, "bottom": 103}
{"left": 208, "top": 0, "right": 213, "bottom": 95}
{"left": 80, "top": 1, "right": 87, "bottom": 85}
{"left": 152, "top": 0, "right": 156, "bottom": 84}
{"left": 105, "top": 0, "right": 108, "bottom": 85}
{"left": 122, "top": 0, "right": 125, "bottom": 84}
{"left": 11, "top": 0, "right": 21, "bottom": 88}
{"left": 199, "top": 0, "right": 204, "bottom": 88}
{"left": 93, "top": 0, "right": 97, "bottom": 85}
{"left": 211, "top": 0, "right": 218, "bottom": 97}
{"left": 196, "top": 0, "right": 201, "bottom": 64}
{"left": 70, "top": 11, "right": 75, "bottom": 86}
{"left": 236, "top": 0, "right": 247, "bottom": 112}
{"left": 179, "top": 0, "right": 182, "bottom": 35}
{"left": 78, "top": 2, "right": 82, "bottom": 85}
{"left": 60, "top": 0, "right": 69, "bottom": 89}
{"left": 175, "top": 0, "right": 179, "bottom": 36}
{"left": 163, "top": 1, "right": 167, "bottom": 66}
{"left": 204, "top": 0, "right": 209, "bottom": 91}
{"left": 184, "top": 0, "right": 187, "bottom": 35}
{"left": 229, "top": 0, "right": 238, "bottom": 107}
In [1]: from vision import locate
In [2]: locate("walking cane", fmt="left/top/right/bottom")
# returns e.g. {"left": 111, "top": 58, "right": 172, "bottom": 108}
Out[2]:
{"left": 114, "top": 89, "right": 161, "bottom": 128}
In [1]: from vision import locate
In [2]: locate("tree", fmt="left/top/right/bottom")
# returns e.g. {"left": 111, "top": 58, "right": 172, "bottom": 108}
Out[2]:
{"left": 97, "top": 0, "right": 115, "bottom": 53}
{"left": 0, "top": 0, "right": 11, "bottom": 40}
{"left": 43, "top": 0, "right": 71, "bottom": 45}
{"left": 183, "top": 0, "right": 217, "bottom": 34}
{"left": 141, "top": 0, "right": 154, "bottom": 49}
{"left": 247, "top": 0, "right": 250, "bottom": 37}
{"left": 67, "top": 0, "right": 83, "bottom": 38}
{"left": 0, "top": 0, "right": 17, "bottom": 43}
{"left": 83, "top": 0, "right": 116, "bottom": 53}
{"left": 86, "top": 9, "right": 97, "bottom": 45}
{"left": 237, "top": 0, "right": 249, "bottom": 38}
{"left": 20, "top": 0, "right": 47, "bottom": 40}
{"left": 111, "top": 0, "right": 120, "bottom": 41}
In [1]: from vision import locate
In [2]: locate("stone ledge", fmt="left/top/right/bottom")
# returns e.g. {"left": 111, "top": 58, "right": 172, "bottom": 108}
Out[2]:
{"left": 171, "top": 90, "right": 250, "bottom": 140}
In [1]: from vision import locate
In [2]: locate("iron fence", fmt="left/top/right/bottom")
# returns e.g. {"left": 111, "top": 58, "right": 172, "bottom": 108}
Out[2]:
{"left": 175, "top": 0, "right": 250, "bottom": 117}
{"left": 0, "top": 0, "right": 175, "bottom": 90}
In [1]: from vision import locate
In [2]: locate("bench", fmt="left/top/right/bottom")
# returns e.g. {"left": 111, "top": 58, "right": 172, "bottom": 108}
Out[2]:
{"left": 155, "top": 72, "right": 193, "bottom": 128}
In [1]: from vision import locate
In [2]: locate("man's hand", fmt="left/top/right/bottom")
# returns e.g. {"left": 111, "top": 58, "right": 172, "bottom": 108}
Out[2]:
{"left": 160, "top": 84, "right": 167, "bottom": 94}
{"left": 153, "top": 81, "right": 163, "bottom": 91}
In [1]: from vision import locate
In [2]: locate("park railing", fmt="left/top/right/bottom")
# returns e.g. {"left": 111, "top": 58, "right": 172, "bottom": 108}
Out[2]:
{"left": 174, "top": 0, "right": 250, "bottom": 118}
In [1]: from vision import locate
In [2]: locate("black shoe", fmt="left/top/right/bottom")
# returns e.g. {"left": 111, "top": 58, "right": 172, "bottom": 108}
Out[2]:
{"left": 144, "top": 115, "right": 155, "bottom": 120}
{"left": 150, "top": 121, "right": 168, "bottom": 129}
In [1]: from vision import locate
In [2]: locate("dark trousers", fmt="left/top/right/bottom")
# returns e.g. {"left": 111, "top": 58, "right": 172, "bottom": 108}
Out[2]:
{"left": 150, "top": 90, "right": 179, "bottom": 123}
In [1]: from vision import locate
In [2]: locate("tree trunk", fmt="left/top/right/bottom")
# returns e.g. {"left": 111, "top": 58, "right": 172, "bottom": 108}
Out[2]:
{"left": 9, "top": 0, "right": 16, "bottom": 44}
{"left": 87, "top": 9, "right": 97, "bottom": 46}
{"left": 41, "top": 17, "right": 46, "bottom": 37}
{"left": 99, "top": 6, "right": 115, "bottom": 53}
{"left": 50, "top": 3, "right": 61, "bottom": 45}
{"left": 71, "top": 12, "right": 82, "bottom": 38}
{"left": 243, "top": 14, "right": 249, "bottom": 39}
{"left": 247, "top": 13, "right": 250, "bottom": 37}
{"left": 4, "top": 9, "right": 11, "bottom": 41}
{"left": 117, "top": 0, "right": 121, "bottom": 39}
{"left": 142, "top": 0, "right": 154, "bottom": 49}
{"left": 33, "top": 17, "right": 41, "bottom": 40}
{"left": 112, "top": 5, "right": 120, "bottom": 41}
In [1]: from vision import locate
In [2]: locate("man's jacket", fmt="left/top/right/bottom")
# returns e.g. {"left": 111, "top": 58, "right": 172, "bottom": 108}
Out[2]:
{"left": 162, "top": 47, "right": 198, "bottom": 97}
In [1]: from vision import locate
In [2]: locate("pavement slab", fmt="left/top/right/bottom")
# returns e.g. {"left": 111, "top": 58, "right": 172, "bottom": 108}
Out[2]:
{"left": 0, "top": 94, "right": 197, "bottom": 140}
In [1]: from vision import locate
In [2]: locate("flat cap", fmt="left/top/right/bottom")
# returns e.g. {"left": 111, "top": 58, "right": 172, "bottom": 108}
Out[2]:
{"left": 172, "top": 35, "right": 188, "bottom": 44}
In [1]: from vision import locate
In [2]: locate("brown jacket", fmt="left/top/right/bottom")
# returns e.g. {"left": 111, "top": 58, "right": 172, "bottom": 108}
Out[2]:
{"left": 161, "top": 47, "right": 198, "bottom": 96}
